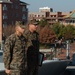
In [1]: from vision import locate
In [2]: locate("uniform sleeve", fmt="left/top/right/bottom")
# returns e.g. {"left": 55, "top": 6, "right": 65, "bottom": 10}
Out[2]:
{"left": 27, "top": 39, "right": 33, "bottom": 48}
{"left": 3, "top": 37, "right": 12, "bottom": 69}
{"left": 23, "top": 31, "right": 33, "bottom": 49}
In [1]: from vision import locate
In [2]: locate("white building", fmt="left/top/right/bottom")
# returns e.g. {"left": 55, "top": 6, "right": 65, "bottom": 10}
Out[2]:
{"left": 39, "top": 7, "right": 53, "bottom": 12}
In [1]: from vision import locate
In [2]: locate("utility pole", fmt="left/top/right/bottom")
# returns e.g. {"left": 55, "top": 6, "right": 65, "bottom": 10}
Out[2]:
{"left": 66, "top": 40, "right": 70, "bottom": 59}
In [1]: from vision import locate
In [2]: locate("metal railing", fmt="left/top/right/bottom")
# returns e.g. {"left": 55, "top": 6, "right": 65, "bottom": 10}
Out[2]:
{"left": 0, "top": 41, "right": 4, "bottom": 51}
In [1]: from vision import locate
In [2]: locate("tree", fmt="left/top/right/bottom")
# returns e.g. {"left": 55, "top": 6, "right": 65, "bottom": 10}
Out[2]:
{"left": 52, "top": 22, "right": 65, "bottom": 39}
{"left": 63, "top": 25, "right": 75, "bottom": 40}
{"left": 40, "top": 25, "right": 56, "bottom": 45}
{"left": 39, "top": 18, "right": 49, "bottom": 27}
{"left": 3, "top": 25, "right": 15, "bottom": 38}
{"left": 52, "top": 23, "right": 75, "bottom": 41}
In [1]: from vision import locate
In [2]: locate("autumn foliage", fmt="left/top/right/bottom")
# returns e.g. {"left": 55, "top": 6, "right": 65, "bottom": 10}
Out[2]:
{"left": 3, "top": 24, "right": 57, "bottom": 45}
{"left": 3, "top": 25, "right": 15, "bottom": 38}
{"left": 39, "top": 25, "right": 56, "bottom": 44}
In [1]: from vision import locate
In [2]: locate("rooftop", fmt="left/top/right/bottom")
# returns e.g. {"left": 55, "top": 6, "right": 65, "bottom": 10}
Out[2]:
{"left": 0, "top": 0, "right": 12, "bottom": 3}
{"left": 64, "top": 10, "right": 75, "bottom": 18}
{"left": 20, "top": 1, "right": 29, "bottom": 5}
{"left": 39, "top": 7, "right": 52, "bottom": 10}
{"left": 0, "top": 0, "right": 29, "bottom": 5}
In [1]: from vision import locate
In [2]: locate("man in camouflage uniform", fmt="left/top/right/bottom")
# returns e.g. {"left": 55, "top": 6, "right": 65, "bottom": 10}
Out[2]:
{"left": 3, "top": 21, "right": 27, "bottom": 75}
{"left": 23, "top": 20, "right": 39, "bottom": 75}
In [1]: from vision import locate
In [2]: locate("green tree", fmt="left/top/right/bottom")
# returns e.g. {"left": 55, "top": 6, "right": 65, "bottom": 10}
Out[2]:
{"left": 52, "top": 23, "right": 75, "bottom": 41}
{"left": 52, "top": 22, "right": 65, "bottom": 39}
{"left": 63, "top": 25, "right": 75, "bottom": 40}
{"left": 39, "top": 18, "right": 49, "bottom": 27}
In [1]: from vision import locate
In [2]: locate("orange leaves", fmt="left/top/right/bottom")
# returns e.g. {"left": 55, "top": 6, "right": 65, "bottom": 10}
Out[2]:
{"left": 39, "top": 26, "right": 56, "bottom": 44}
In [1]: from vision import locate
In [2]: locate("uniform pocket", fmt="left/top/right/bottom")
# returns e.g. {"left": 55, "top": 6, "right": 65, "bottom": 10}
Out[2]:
{"left": 10, "top": 63, "right": 19, "bottom": 70}
{"left": 10, "top": 70, "right": 20, "bottom": 75}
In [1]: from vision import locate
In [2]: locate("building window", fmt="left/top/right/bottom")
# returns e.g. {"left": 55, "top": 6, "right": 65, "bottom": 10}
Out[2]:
{"left": 15, "top": 5, "right": 18, "bottom": 9}
{"left": 35, "top": 15, "right": 36, "bottom": 17}
{"left": 42, "top": 15, "right": 44, "bottom": 17}
{"left": 54, "top": 15, "right": 56, "bottom": 17}
{"left": 3, "top": 4, "right": 7, "bottom": 11}
{"left": 51, "top": 15, "right": 53, "bottom": 17}
{"left": 15, "top": 13, "right": 18, "bottom": 18}
{"left": 22, "top": 14, "right": 26, "bottom": 19}
{"left": 22, "top": 6, "right": 26, "bottom": 11}
{"left": 3, "top": 22, "right": 7, "bottom": 28}
{"left": 12, "top": 21, "right": 14, "bottom": 25}
{"left": 73, "top": 20, "right": 75, "bottom": 23}
{"left": 3, "top": 13, "right": 8, "bottom": 19}
{"left": 38, "top": 15, "right": 40, "bottom": 17}
{"left": 11, "top": 5, "right": 13, "bottom": 8}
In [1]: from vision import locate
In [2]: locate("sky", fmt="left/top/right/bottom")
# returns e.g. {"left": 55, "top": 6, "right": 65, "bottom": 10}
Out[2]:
{"left": 21, "top": 0, "right": 75, "bottom": 12}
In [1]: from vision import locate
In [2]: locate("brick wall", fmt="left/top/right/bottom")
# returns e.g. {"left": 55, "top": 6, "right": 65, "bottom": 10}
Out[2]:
{"left": 0, "top": 1, "right": 28, "bottom": 42}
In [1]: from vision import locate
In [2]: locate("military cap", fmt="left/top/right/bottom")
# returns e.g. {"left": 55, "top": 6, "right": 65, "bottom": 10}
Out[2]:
{"left": 15, "top": 21, "right": 26, "bottom": 28}
{"left": 28, "top": 20, "right": 39, "bottom": 25}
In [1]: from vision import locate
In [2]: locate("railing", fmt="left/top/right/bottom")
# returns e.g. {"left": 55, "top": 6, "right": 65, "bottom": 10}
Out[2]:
{"left": 40, "top": 47, "right": 63, "bottom": 60}
{"left": 0, "top": 41, "right": 4, "bottom": 50}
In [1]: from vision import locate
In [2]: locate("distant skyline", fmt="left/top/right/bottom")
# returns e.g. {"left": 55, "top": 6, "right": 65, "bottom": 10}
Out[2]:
{"left": 21, "top": 0, "right": 75, "bottom": 12}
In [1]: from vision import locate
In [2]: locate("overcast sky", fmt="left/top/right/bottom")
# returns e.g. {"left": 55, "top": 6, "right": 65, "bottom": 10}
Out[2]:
{"left": 21, "top": 0, "right": 75, "bottom": 12}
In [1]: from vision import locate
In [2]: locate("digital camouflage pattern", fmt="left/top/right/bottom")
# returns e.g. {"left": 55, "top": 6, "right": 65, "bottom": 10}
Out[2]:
{"left": 15, "top": 21, "right": 26, "bottom": 29}
{"left": 3, "top": 33, "right": 27, "bottom": 75}
{"left": 23, "top": 30, "right": 39, "bottom": 75}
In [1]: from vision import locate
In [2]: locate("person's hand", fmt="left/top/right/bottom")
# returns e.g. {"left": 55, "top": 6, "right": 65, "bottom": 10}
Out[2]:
{"left": 5, "top": 69, "right": 11, "bottom": 74}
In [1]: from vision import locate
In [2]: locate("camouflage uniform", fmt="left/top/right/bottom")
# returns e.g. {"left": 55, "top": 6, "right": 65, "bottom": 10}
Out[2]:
{"left": 3, "top": 33, "right": 27, "bottom": 75}
{"left": 24, "top": 30, "right": 39, "bottom": 75}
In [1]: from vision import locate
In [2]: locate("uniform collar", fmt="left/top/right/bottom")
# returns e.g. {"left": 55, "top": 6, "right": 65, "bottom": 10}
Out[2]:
{"left": 28, "top": 30, "right": 36, "bottom": 34}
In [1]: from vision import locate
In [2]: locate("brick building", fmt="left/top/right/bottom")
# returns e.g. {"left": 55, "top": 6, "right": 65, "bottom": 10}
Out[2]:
{"left": 28, "top": 7, "right": 70, "bottom": 25}
{"left": 28, "top": 12, "right": 46, "bottom": 21}
{"left": 46, "top": 12, "right": 69, "bottom": 25}
{"left": 0, "top": 0, "right": 28, "bottom": 42}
